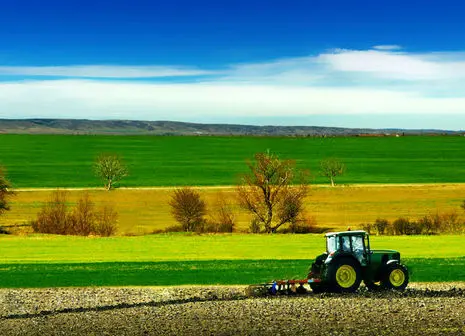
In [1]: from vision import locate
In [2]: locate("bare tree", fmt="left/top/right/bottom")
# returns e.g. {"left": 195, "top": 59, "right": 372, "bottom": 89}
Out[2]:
{"left": 237, "top": 151, "right": 308, "bottom": 233}
{"left": 68, "top": 193, "right": 95, "bottom": 236}
{"left": 94, "top": 154, "right": 128, "bottom": 190}
{"left": 33, "top": 189, "right": 70, "bottom": 234}
{"left": 169, "top": 187, "right": 207, "bottom": 232}
{"left": 32, "top": 190, "right": 118, "bottom": 236}
{"left": 208, "top": 192, "right": 236, "bottom": 233}
{"left": 94, "top": 204, "right": 118, "bottom": 236}
{"left": 0, "top": 166, "right": 14, "bottom": 217}
{"left": 320, "top": 158, "right": 345, "bottom": 187}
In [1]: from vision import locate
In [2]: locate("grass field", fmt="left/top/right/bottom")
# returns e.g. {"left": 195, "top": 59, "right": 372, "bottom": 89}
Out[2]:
{"left": 1, "top": 134, "right": 464, "bottom": 288}
{"left": 1, "top": 134, "right": 465, "bottom": 188}
{"left": 4, "top": 184, "right": 464, "bottom": 234}
{"left": 0, "top": 234, "right": 463, "bottom": 287}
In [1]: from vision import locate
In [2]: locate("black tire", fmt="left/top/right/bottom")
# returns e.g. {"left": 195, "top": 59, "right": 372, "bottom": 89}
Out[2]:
{"left": 382, "top": 263, "right": 409, "bottom": 291}
{"left": 326, "top": 258, "right": 362, "bottom": 293}
{"left": 364, "top": 280, "right": 383, "bottom": 291}
{"left": 310, "top": 283, "right": 326, "bottom": 294}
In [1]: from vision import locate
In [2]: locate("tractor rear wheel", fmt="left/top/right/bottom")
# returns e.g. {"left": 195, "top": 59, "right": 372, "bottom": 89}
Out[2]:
{"left": 382, "top": 263, "right": 409, "bottom": 290}
{"left": 327, "top": 258, "right": 362, "bottom": 293}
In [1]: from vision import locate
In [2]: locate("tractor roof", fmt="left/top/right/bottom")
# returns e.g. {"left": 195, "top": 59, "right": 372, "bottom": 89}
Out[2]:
{"left": 325, "top": 230, "right": 367, "bottom": 237}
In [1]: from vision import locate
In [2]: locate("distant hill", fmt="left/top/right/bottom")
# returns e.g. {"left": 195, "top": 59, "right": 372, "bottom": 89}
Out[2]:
{"left": 0, "top": 118, "right": 462, "bottom": 136}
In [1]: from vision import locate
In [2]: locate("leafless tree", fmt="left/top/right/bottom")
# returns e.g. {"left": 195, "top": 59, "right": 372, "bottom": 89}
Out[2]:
{"left": 94, "top": 204, "right": 118, "bottom": 236}
{"left": 237, "top": 151, "right": 309, "bottom": 233}
{"left": 68, "top": 193, "right": 95, "bottom": 236}
{"left": 32, "top": 190, "right": 118, "bottom": 236}
{"left": 0, "top": 166, "right": 14, "bottom": 217}
{"left": 94, "top": 154, "right": 128, "bottom": 190}
{"left": 33, "top": 189, "right": 70, "bottom": 234}
{"left": 208, "top": 192, "right": 236, "bottom": 233}
{"left": 320, "top": 158, "right": 345, "bottom": 187}
{"left": 169, "top": 187, "right": 207, "bottom": 232}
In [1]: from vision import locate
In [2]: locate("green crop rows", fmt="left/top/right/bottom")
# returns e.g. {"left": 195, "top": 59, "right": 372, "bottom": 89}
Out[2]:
{"left": 1, "top": 134, "right": 465, "bottom": 187}
{"left": 0, "top": 234, "right": 463, "bottom": 287}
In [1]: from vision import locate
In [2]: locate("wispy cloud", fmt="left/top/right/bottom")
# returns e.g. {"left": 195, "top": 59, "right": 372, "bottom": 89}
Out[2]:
{"left": 372, "top": 45, "right": 402, "bottom": 51}
{"left": 1, "top": 46, "right": 465, "bottom": 129}
{"left": 2, "top": 79, "right": 464, "bottom": 117}
{"left": 220, "top": 47, "right": 465, "bottom": 84}
{"left": 319, "top": 49, "right": 465, "bottom": 81}
{"left": 0, "top": 65, "right": 216, "bottom": 78}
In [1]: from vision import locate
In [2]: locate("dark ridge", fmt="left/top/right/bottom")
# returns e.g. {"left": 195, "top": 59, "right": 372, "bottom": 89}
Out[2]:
{"left": 0, "top": 118, "right": 462, "bottom": 136}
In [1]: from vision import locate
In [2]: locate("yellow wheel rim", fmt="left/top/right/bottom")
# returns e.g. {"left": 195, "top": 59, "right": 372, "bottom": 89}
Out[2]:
{"left": 389, "top": 269, "right": 405, "bottom": 287}
{"left": 336, "top": 265, "right": 357, "bottom": 288}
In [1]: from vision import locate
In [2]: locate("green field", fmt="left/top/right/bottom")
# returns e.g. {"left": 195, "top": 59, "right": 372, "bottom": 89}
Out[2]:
{"left": 0, "top": 234, "right": 463, "bottom": 287}
{"left": 1, "top": 134, "right": 465, "bottom": 187}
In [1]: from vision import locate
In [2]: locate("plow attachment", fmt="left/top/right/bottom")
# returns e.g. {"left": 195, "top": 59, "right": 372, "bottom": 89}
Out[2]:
{"left": 247, "top": 277, "right": 322, "bottom": 296}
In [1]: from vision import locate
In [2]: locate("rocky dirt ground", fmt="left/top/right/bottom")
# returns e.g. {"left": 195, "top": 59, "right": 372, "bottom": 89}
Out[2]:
{"left": 0, "top": 283, "right": 464, "bottom": 336}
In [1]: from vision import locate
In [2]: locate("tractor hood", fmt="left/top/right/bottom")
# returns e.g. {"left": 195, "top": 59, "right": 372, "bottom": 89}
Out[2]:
{"left": 371, "top": 249, "right": 401, "bottom": 261}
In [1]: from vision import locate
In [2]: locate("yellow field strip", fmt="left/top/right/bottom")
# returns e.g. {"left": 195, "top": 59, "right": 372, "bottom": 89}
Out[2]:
{"left": 3, "top": 184, "right": 465, "bottom": 235}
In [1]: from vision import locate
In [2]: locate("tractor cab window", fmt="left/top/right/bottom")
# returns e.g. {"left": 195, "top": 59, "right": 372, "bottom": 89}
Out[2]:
{"left": 341, "top": 236, "right": 351, "bottom": 252}
{"left": 352, "top": 235, "right": 367, "bottom": 266}
{"left": 351, "top": 235, "right": 365, "bottom": 253}
{"left": 327, "top": 236, "right": 337, "bottom": 253}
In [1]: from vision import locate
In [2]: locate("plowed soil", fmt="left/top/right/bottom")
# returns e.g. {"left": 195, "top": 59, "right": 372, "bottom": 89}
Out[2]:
{"left": 0, "top": 283, "right": 464, "bottom": 336}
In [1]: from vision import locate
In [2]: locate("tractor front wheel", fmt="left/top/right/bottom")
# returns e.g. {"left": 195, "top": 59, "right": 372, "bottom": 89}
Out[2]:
{"left": 327, "top": 258, "right": 362, "bottom": 293}
{"left": 382, "top": 263, "right": 409, "bottom": 291}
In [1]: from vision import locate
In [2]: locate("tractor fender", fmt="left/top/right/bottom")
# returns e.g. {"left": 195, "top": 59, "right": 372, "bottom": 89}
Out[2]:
{"left": 386, "top": 259, "right": 400, "bottom": 265}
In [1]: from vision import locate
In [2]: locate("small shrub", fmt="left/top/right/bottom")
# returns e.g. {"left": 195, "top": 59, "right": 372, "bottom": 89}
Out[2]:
{"left": 68, "top": 193, "right": 95, "bottom": 236}
{"left": 94, "top": 204, "right": 118, "bottom": 237}
{"left": 194, "top": 220, "right": 207, "bottom": 234}
{"left": 392, "top": 217, "right": 410, "bottom": 235}
{"left": 374, "top": 218, "right": 389, "bottom": 235}
{"left": 33, "top": 190, "right": 70, "bottom": 234}
{"left": 360, "top": 223, "right": 372, "bottom": 235}
{"left": 164, "top": 225, "right": 185, "bottom": 233}
{"left": 32, "top": 190, "right": 118, "bottom": 236}
{"left": 217, "top": 221, "right": 235, "bottom": 233}
{"left": 208, "top": 192, "right": 236, "bottom": 233}
{"left": 283, "top": 215, "right": 317, "bottom": 234}
{"left": 249, "top": 217, "right": 261, "bottom": 233}
{"left": 151, "top": 229, "right": 165, "bottom": 234}
{"left": 437, "top": 211, "right": 462, "bottom": 233}
{"left": 169, "top": 188, "right": 207, "bottom": 232}
{"left": 417, "top": 215, "right": 439, "bottom": 235}
{"left": 417, "top": 211, "right": 464, "bottom": 234}
{"left": 406, "top": 220, "right": 423, "bottom": 235}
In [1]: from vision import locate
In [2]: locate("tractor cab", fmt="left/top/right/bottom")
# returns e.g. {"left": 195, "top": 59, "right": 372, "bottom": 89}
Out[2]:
{"left": 325, "top": 230, "right": 370, "bottom": 266}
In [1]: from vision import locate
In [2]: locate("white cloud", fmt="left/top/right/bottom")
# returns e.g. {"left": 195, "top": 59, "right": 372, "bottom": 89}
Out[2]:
{"left": 319, "top": 49, "right": 465, "bottom": 81}
{"left": 372, "top": 45, "right": 402, "bottom": 51}
{"left": 220, "top": 48, "right": 465, "bottom": 83}
{"left": 1, "top": 80, "right": 465, "bottom": 121}
{"left": 0, "top": 65, "right": 215, "bottom": 78}
{"left": 1, "top": 46, "right": 465, "bottom": 129}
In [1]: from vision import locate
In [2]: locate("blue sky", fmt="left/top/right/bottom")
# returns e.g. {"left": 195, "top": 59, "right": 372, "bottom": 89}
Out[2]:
{"left": 1, "top": 0, "right": 464, "bottom": 129}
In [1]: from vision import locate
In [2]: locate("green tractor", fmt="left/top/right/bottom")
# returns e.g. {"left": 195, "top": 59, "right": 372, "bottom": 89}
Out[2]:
{"left": 258, "top": 230, "right": 409, "bottom": 295}
{"left": 308, "top": 230, "right": 409, "bottom": 293}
